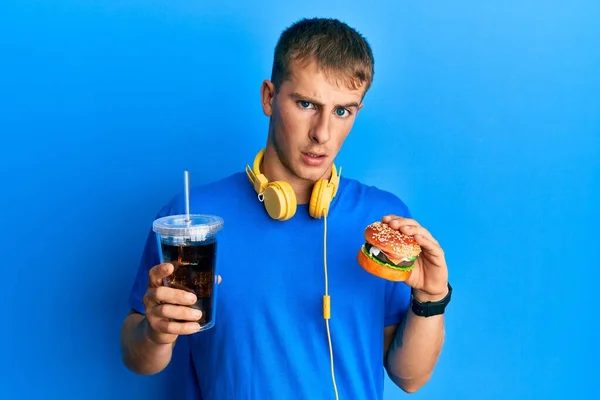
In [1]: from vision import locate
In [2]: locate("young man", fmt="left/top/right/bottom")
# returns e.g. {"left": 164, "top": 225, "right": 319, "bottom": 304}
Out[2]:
{"left": 121, "top": 17, "right": 451, "bottom": 399}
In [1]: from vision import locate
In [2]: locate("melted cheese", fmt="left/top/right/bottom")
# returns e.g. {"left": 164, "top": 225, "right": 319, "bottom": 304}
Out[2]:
{"left": 385, "top": 254, "right": 405, "bottom": 265}
{"left": 368, "top": 246, "right": 381, "bottom": 256}
{"left": 369, "top": 244, "right": 415, "bottom": 265}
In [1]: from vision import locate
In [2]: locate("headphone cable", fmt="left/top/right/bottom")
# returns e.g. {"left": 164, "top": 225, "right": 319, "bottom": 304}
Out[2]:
{"left": 323, "top": 213, "right": 339, "bottom": 400}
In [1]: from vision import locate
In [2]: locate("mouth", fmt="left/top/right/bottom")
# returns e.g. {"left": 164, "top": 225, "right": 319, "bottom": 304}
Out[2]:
{"left": 301, "top": 152, "right": 327, "bottom": 166}
{"left": 303, "top": 152, "right": 326, "bottom": 159}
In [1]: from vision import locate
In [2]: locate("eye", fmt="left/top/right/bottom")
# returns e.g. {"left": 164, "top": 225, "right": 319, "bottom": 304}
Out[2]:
{"left": 298, "top": 101, "right": 313, "bottom": 109}
{"left": 335, "top": 108, "right": 350, "bottom": 117}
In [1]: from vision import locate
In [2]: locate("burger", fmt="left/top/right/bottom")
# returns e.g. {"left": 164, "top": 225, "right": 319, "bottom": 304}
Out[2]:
{"left": 357, "top": 221, "right": 422, "bottom": 281}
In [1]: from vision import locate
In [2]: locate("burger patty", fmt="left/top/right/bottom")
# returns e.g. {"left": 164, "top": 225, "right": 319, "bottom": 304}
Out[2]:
{"left": 364, "top": 243, "right": 416, "bottom": 267}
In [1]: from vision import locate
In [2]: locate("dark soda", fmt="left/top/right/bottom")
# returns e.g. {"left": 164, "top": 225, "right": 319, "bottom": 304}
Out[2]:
{"left": 160, "top": 239, "right": 217, "bottom": 326}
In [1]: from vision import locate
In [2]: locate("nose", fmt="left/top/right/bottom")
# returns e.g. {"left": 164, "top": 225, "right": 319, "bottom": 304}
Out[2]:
{"left": 309, "top": 112, "right": 331, "bottom": 144}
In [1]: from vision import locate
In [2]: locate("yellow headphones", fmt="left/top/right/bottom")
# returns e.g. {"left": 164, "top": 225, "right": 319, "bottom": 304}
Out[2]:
{"left": 245, "top": 148, "right": 342, "bottom": 221}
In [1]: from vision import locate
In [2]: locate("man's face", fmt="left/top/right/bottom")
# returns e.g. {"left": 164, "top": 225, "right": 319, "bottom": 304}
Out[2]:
{"left": 261, "top": 60, "right": 365, "bottom": 183}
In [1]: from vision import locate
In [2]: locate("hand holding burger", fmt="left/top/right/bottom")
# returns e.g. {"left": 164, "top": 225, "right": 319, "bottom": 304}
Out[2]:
{"left": 357, "top": 215, "right": 449, "bottom": 302}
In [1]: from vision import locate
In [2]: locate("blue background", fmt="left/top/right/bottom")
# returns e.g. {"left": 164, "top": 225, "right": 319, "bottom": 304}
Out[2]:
{"left": 1, "top": 0, "right": 598, "bottom": 399}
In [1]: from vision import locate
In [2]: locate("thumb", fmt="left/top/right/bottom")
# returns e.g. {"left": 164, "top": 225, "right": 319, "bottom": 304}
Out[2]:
{"left": 149, "top": 263, "right": 174, "bottom": 286}
{"left": 403, "top": 261, "right": 422, "bottom": 290}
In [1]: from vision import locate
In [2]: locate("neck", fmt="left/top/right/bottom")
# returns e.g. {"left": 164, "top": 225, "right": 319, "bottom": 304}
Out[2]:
{"left": 260, "top": 145, "right": 330, "bottom": 205}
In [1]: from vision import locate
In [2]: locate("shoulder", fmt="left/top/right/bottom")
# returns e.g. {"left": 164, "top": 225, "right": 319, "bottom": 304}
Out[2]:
{"left": 156, "top": 172, "right": 250, "bottom": 218}
{"left": 337, "top": 176, "right": 412, "bottom": 218}
{"left": 190, "top": 172, "right": 249, "bottom": 198}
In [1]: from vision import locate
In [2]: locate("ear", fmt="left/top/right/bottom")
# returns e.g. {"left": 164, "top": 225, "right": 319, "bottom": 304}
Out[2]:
{"left": 261, "top": 80, "right": 276, "bottom": 117}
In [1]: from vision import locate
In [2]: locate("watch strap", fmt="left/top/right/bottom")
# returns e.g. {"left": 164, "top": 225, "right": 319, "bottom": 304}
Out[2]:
{"left": 411, "top": 283, "right": 452, "bottom": 317}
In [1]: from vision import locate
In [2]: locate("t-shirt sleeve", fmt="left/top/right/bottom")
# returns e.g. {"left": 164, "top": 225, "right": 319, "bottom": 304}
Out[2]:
{"left": 384, "top": 281, "right": 412, "bottom": 326}
{"left": 128, "top": 226, "right": 161, "bottom": 315}
{"left": 128, "top": 195, "right": 183, "bottom": 314}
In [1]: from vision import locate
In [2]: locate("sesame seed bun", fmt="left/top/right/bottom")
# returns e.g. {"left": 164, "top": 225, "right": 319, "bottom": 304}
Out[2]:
{"left": 364, "top": 221, "right": 421, "bottom": 260}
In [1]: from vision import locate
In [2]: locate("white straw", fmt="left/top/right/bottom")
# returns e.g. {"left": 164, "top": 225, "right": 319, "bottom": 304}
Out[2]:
{"left": 184, "top": 170, "right": 190, "bottom": 224}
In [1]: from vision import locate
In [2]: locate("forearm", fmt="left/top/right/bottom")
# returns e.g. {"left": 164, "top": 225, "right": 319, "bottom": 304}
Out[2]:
{"left": 120, "top": 312, "right": 174, "bottom": 375}
{"left": 385, "top": 309, "right": 445, "bottom": 393}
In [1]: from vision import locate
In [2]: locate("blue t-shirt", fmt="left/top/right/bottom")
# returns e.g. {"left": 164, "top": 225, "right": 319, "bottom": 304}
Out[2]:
{"left": 129, "top": 171, "right": 413, "bottom": 399}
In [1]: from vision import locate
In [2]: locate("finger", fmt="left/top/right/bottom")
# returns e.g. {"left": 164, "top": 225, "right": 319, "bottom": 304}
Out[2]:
{"left": 217, "top": 275, "right": 222, "bottom": 285}
{"left": 148, "top": 263, "right": 174, "bottom": 286}
{"left": 382, "top": 214, "right": 395, "bottom": 223}
{"left": 386, "top": 217, "right": 421, "bottom": 230}
{"left": 153, "top": 304, "right": 203, "bottom": 322}
{"left": 148, "top": 286, "right": 197, "bottom": 306}
{"left": 153, "top": 319, "right": 201, "bottom": 335}
{"left": 397, "top": 224, "right": 438, "bottom": 245}
{"left": 413, "top": 234, "right": 444, "bottom": 259}
{"left": 383, "top": 215, "right": 441, "bottom": 248}
{"left": 382, "top": 214, "right": 409, "bottom": 224}
{"left": 385, "top": 217, "right": 439, "bottom": 244}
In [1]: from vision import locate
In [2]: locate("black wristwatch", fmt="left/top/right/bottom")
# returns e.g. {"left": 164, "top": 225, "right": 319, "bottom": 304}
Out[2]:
{"left": 411, "top": 283, "right": 452, "bottom": 317}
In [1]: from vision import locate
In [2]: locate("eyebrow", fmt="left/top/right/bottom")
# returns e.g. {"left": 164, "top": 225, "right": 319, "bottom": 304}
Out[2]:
{"left": 289, "top": 92, "right": 360, "bottom": 109}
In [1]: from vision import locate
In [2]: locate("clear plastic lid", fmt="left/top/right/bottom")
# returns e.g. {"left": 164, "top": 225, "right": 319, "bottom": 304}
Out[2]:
{"left": 152, "top": 214, "right": 224, "bottom": 241}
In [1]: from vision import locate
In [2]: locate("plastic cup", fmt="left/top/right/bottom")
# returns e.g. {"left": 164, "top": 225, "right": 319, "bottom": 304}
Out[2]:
{"left": 152, "top": 214, "right": 224, "bottom": 331}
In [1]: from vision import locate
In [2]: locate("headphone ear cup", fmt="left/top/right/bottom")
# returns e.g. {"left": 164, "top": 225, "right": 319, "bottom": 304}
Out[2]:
{"left": 309, "top": 179, "right": 334, "bottom": 219}
{"left": 263, "top": 181, "right": 297, "bottom": 221}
